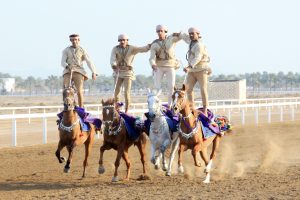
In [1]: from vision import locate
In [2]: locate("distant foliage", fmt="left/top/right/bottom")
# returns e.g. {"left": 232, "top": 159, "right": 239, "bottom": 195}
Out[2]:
{"left": 0, "top": 71, "right": 299, "bottom": 95}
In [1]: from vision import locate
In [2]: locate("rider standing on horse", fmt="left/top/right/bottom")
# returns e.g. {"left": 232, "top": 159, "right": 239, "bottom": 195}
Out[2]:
{"left": 182, "top": 27, "right": 212, "bottom": 116}
{"left": 61, "top": 34, "right": 98, "bottom": 108}
{"left": 149, "top": 24, "right": 183, "bottom": 107}
{"left": 110, "top": 34, "right": 151, "bottom": 113}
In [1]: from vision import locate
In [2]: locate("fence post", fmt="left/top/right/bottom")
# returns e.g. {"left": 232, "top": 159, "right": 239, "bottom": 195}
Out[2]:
{"left": 268, "top": 106, "right": 271, "bottom": 123}
{"left": 42, "top": 117, "right": 47, "bottom": 144}
{"left": 12, "top": 118, "right": 17, "bottom": 147}
{"left": 241, "top": 109, "right": 245, "bottom": 125}
{"left": 227, "top": 109, "right": 231, "bottom": 121}
{"left": 280, "top": 106, "right": 283, "bottom": 122}
{"left": 28, "top": 108, "right": 31, "bottom": 124}
{"left": 255, "top": 107, "right": 259, "bottom": 124}
{"left": 291, "top": 105, "right": 295, "bottom": 121}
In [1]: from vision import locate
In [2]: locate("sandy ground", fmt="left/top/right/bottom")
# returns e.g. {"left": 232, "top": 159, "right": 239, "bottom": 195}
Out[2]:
{"left": 0, "top": 121, "right": 300, "bottom": 200}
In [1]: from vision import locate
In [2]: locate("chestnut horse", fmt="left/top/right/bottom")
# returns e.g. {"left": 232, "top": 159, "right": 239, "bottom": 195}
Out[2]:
{"left": 171, "top": 84, "right": 221, "bottom": 183}
{"left": 98, "top": 98, "right": 148, "bottom": 182}
{"left": 55, "top": 86, "right": 95, "bottom": 178}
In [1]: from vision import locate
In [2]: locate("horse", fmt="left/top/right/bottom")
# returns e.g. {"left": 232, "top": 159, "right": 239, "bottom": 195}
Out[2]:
{"left": 55, "top": 85, "right": 95, "bottom": 178}
{"left": 98, "top": 98, "right": 148, "bottom": 182}
{"left": 171, "top": 84, "right": 221, "bottom": 183}
{"left": 146, "top": 89, "right": 179, "bottom": 176}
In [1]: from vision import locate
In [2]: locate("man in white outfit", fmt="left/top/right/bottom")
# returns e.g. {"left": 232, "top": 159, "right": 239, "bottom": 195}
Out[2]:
{"left": 181, "top": 27, "right": 211, "bottom": 116}
{"left": 149, "top": 25, "right": 183, "bottom": 106}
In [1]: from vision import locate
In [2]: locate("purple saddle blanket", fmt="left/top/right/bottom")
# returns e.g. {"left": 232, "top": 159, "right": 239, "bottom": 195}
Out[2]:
{"left": 119, "top": 112, "right": 141, "bottom": 140}
{"left": 57, "top": 106, "right": 102, "bottom": 132}
{"left": 197, "top": 108, "right": 221, "bottom": 134}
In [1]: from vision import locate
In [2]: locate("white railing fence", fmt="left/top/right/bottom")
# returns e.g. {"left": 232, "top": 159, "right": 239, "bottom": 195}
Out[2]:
{"left": 0, "top": 98, "right": 300, "bottom": 147}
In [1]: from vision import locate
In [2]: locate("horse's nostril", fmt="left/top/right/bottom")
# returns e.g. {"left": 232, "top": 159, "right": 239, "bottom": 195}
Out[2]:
{"left": 174, "top": 107, "right": 177, "bottom": 110}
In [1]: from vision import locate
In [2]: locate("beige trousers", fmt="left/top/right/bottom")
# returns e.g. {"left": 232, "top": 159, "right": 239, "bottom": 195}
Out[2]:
{"left": 63, "top": 72, "right": 84, "bottom": 107}
{"left": 114, "top": 77, "right": 132, "bottom": 112}
{"left": 184, "top": 71, "right": 208, "bottom": 107}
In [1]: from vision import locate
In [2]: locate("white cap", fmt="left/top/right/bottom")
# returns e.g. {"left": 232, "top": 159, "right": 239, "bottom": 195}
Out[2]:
{"left": 156, "top": 24, "right": 168, "bottom": 33}
{"left": 118, "top": 34, "right": 129, "bottom": 41}
{"left": 188, "top": 27, "right": 200, "bottom": 34}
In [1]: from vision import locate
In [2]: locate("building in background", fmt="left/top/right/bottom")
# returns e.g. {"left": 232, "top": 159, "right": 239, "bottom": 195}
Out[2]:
{"left": 0, "top": 78, "right": 15, "bottom": 94}
{"left": 208, "top": 79, "right": 246, "bottom": 102}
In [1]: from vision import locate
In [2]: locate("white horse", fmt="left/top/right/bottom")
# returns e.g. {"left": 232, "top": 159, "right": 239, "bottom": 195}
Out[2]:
{"left": 147, "top": 89, "right": 179, "bottom": 176}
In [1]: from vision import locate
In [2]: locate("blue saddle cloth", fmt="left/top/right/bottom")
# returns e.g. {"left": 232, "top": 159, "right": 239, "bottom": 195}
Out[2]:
{"left": 119, "top": 112, "right": 141, "bottom": 140}
{"left": 57, "top": 106, "right": 102, "bottom": 132}
{"left": 197, "top": 108, "right": 220, "bottom": 135}
{"left": 144, "top": 104, "right": 179, "bottom": 135}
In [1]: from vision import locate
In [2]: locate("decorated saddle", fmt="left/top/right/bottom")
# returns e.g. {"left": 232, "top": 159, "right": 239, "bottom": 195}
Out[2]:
{"left": 57, "top": 106, "right": 102, "bottom": 132}
{"left": 144, "top": 104, "right": 180, "bottom": 135}
{"left": 119, "top": 112, "right": 143, "bottom": 141}
{"left": 197, "top": 108, "right": 232, "bottom": 139}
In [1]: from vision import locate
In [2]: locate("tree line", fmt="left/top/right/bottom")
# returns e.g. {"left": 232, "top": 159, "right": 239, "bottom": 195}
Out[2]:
{"left": 0, "top": 71, "right": 300, "bottom": 95}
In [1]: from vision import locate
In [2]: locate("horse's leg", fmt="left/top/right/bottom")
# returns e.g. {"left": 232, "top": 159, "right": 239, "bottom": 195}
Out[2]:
{"left": 137, "top": 135, "right": 147, "bottom": 175}
{"left": 55, "top": 140, "right": 66, "bottom": 163}
{"left": 178, "top": 143, "right": 185, "bottom": 174}
{"left": 192, "top": 142, "right": 202, "bottom": 167}
{"left": 150, "top": 142, "right": 156, "bottom": 165}
{"left": 64, "top": 144, "right": 74, "bottom": 173}
{"left": 203, "top": 136, "right": 221, "bottom": 184}
{"left": 122, "top": 148, "right": 131, "bottom": 180}
{"left": 161, "top": 132, "right": 171, "bottom": 171}
{"left": 98, "top": 142, "right": 111, "bottom": 174}
{"left": 112, "top": 144, "right": 125, "bottom": 182}
{"left": 166, "top": 135, "right": 179, "bottom": 176}
{"left": 82, "top": 131, "right": 94, "bottom": 178}
{"left": 155, "top": 152, "right": 162, "bottom": 170}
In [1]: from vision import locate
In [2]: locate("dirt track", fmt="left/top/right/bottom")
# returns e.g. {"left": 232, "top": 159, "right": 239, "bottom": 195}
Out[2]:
{"left": 0, "top": 122, "right": 300, "bottom": 199}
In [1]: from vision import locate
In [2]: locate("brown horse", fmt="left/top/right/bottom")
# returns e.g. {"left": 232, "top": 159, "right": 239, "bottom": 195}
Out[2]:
{"left": 98, "top": 98, "right": 148, "bottom": 182}
{"left": 171, "top": 84, "right": 221, "bottom": 183}
{"left": 55, "top": 86, "right": 95, "bottom": 178}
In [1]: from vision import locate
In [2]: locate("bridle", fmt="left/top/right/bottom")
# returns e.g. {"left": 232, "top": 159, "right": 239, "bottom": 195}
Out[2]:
{"left": 147, "top": 94, "right": 164, "bottom": 121}
{"left": 60, "top": 86, "right": 79, "bottom": 133}
{"left": 171, "top": 90, "right": 199, "bottom": 140}
{"left": 63, "top": 87, "right": 76, "bottom": 111}
{"left": 102, "top": 105, "right": 123, "bottom": 136}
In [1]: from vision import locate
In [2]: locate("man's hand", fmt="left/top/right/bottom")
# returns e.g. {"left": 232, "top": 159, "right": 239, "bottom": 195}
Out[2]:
{"left": 206, "top": 67, "right": 212, "bottom": 75}
{"left": 152, "top": 65, "right": 157, "bottom": 71}
{"left": 92, "top": 73, "right": 97, "bottom": 80}
{"left": 172, "top": 32, "right": 180, "bottom": 37}
{"left": 183, "top": 65, "right": 191, "bottom": 73}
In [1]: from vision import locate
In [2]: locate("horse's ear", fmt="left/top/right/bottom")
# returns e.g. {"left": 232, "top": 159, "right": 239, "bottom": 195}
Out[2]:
{"left": 157, "top": 89, "right": 162, "bottom": 96}
{"left": 174, "top": 86, "right": 177, "bottom": 91}
{"left": 63, "top": 84, "right": 67, "bottom": 89}
{"left": 182, "top": 84, "right": 186, "bottom": 91}
{"left": 101, "top": 99, "right": 104, "bottom": 105}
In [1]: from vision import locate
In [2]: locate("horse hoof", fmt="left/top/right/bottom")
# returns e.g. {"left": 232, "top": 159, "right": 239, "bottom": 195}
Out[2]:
{"left": 64, "top": 167, "right": 70, "bottom": 173}
{"left": 162, "top": 166, "right": 168, "bottom": 171}
{"left": 112, "top": 176, "right": 119, "bottom": 182}
{"left": 203, "top": 179, "right": 210, "bottom": 184}
{"left": 178, "top": 166, "right": 184, "bottom": 174}
{"left": 98, "top": 166, "right": 105, "bottom": 174}
{"left": 155, "top": 165, "right": 160, "bottom": 170}
{"left": 165, "top": 171, "right": 171, "bottom": 176}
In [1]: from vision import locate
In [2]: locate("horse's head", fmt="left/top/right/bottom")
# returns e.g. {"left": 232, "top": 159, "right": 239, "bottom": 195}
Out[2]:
{"left": 147, "top": 88, "right": 162, "bottom": 121}
{"left": 171, "top": 84, "right": 187, "bottom": 115}
{"left": 62, "top": 86, "right": 77, "bottom": 111}
{"left": 102, "top": 98, "right": 120, "bottom": 133}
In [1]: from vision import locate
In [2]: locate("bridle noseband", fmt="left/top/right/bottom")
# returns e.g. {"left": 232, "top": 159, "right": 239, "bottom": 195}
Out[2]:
{"left": 102, "top": 105, "right": 123, "bottom": 136}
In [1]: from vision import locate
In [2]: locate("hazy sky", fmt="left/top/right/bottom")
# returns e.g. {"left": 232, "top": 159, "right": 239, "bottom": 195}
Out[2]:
{"left": 0, "top": 0, "right": 299, "bottom": 78}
